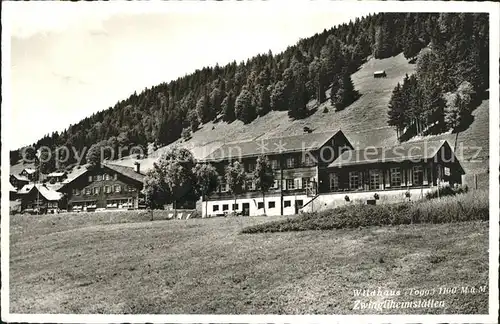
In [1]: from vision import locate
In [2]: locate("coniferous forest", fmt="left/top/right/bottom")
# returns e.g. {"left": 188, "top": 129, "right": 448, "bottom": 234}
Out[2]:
{"left": 10, "top": 13, "right": 489, "bottom": 172}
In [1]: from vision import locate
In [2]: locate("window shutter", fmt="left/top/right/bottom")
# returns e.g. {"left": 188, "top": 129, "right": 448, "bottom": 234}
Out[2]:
{"left": 385, "top": 169, "right": 390, "bottom": 188}
{"left": 296, "top": 178, "right": 302, "bottom": 189}
{"left": 407, "top": 168, "right": 413, "bottom": 186}
{"left": 423, "top": 166, "right": 429, "bottom": 185}
{"left": 282, "top": 179, "right": 287, "bottom": 190}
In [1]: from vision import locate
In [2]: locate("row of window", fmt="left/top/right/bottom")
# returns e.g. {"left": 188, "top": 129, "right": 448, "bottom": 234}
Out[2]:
{"left": 212, "top": 199, "right": 304, "bottom": 212}
{"left": 217, "top": 178, "right": 313, "bottom": 193}
{"left": 72, "top": 199, "right": 134, "bottom": 210}
{"left": 329, "top": 165, "right": 428, "bottom": 191}
{"left": 88, "top": 173, "right": 118, "bottom": 182}
{"left": 244, "top": 155, "right": 316, "bottom": 172}
{"left": 72, "top": 185, "right": 137, "bottom": 196}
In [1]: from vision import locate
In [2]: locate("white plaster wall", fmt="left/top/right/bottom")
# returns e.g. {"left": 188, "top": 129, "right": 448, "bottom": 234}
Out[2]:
{"left": 203, "top": 194, "right": 311, "bottom": 217}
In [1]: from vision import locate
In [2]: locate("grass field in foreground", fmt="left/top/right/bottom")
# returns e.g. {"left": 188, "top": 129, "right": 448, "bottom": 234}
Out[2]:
{"left": 10, "top": 213, "right": 488, "bottom": 314}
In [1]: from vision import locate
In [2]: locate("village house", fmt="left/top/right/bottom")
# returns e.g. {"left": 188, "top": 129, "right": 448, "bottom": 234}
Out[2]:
{"left": 10, "top": 173, "right": 29, "bottom": 190}
{"left": 45, "top": 171, "right": 68, "bottom": 184}
{"left": 200, "top": 130, "right": 353, "bottom": 217}
{"left": 17, "top": 183, "right": 65, "bottom": 214}
{"left": 57, "top": 162, "right": 146, "bottom": 212}
{"left": 19, "top": 168, "right": 38, "bottom": 182}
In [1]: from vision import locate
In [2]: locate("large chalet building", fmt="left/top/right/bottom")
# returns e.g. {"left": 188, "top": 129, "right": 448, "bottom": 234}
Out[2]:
{"left": 199, "top": 131, "right": 464, "bottom": 217}
{"left": 58, "top": 163, "right": 146, "bottom": 212}
{"left": 200, "top": 130, "right": 353, "bottom": 217}
{"left": 323, "top": 139, "right": 464, "bottom": 206}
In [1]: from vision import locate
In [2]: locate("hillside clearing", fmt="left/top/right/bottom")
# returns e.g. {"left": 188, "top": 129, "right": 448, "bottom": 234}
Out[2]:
{"left": 111, "top": 52, "right": 488, "bottom": 183}
{"left": 10, "top": 214, "right": 488, "bottom": 314}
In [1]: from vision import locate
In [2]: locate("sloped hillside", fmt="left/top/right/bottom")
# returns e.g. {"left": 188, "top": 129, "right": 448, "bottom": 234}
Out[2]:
{"left": 114, "top": 53, "right": 416, "bottom": 169}
{"left": 112, "top": 50, "right": 488, "bottom": 186}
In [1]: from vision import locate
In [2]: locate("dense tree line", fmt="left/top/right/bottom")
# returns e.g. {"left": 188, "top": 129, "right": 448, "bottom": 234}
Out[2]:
{"left": 11, "top": 13, "right": 488, "bottom": 172}
{"left": 387, "top": 13, "right": 488, "bottom": 140}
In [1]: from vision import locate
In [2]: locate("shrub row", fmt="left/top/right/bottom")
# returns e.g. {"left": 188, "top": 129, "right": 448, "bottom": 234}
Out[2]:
{"left": 425, "top": 184, "right": 469, "bottom": 199}
{"left": 241, "top": 190, "right": 488, "bottom": 234}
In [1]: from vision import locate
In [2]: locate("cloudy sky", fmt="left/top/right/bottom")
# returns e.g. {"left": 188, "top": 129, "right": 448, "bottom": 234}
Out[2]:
{"left": 6, "top": 1, "right": 368, "bottom": 149}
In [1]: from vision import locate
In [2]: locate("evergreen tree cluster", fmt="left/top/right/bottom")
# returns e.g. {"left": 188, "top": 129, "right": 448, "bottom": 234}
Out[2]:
{"left": 387, "top": 13, "right": 488, "bottom": 140}
{"left": 11, "top": 13, "right": 488, "bottom": 174}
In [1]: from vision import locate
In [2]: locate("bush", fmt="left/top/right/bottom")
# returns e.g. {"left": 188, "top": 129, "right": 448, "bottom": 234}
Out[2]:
{"left": 425, "top": 184, "right": 468, "bottom": 199}
{"left": 241, "top": 190, "right": 488, "bottom": 234}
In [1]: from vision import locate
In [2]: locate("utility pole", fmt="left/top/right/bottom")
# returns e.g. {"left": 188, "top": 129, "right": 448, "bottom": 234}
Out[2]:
{"left": 280, "top": 158, "right": 283, "bottom": 216}
{"left": 36, "top": 152, "right": 42, "bottom": 215}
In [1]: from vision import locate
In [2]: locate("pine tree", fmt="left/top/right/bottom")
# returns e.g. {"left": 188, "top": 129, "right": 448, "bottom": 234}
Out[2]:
{"left": 387, "top": 83, "right": 405, "bottom": 140}
{"left": 222, "top": 91, "right": 236, "bottom": 122}
{"left": 270, "top": 81, "right": 287, "bottom": 111}
{"left": 331, "top": 72, "right": 358, "bottom": 111}
{"left": 187, "top": 110, "right": 199, "bottom": 132}
{"left": 235, "top": 87, "right": 256, "bottom": 123}
{"left": 445, "top": 94, "right": 462, "bottom": 131}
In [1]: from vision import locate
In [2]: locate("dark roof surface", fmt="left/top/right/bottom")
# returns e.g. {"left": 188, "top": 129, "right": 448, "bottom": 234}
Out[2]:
{"left": 57, "top": 163, "right": 145, "bottom": 190}
{"left": 11, "top": 174, "right": 29, "bottom": 181}
{"left": 328, "top": 139, "right": 453, "bottom": 168}
{"left": 202, "top": 131, "right": 342, "bottom": 161}
{"left": 103, "top": 163, "right": 146, "bottom": 183}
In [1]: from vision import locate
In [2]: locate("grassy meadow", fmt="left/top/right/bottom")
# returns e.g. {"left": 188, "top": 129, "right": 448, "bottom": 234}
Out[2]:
{"left": 10, "top": 195, "right": 488, "bottom": 314}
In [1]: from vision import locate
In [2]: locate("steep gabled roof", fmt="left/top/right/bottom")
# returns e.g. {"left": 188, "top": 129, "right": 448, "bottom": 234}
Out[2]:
{"left": 328, "top": 139, "right": 460, "bottom": 168}
{"left": 57, "top": 163, "right": 146, "bottom": 190}
{"left": 103, "top": 163, "right": 146, "bottom": 183}
{"left": 18, "top": 184, "right": 63, "bottom": 201}
{"left": 202, "top": 130, "right": 343, "bottom": 162}
{"left": 47, "top": 171, "right": 66, "bottom": 177}
{"left": 11, "top": 174, "right": 29, "bottom": 182}
{"left": 9, "top": 183, "right": 17, "bottom": 193}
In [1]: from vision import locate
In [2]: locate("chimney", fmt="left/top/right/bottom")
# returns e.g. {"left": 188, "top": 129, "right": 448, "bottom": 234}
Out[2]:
{"left": 134, "top": 162, "right": 141, "bottom": 174}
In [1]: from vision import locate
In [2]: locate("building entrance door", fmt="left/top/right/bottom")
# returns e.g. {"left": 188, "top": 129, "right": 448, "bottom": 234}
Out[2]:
{"left": 295, "top": 200, "right": 303, "bottom": 214}
{"left": 242, "top": 203, "right": 250, "bottom": 216}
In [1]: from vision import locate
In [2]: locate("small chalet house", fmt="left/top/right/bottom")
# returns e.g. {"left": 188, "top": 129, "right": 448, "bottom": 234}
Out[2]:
{"left": 10, "top": 173, "right": 29, "bottom": 190}
{"left": 19, "top": 168, "right": 38, "bottom": 182}
{"left": 200, "top": 130, "right": 353, "bottom": 217}
{"left": 321, "top": 139, "right": 464, "bottom": 207}
{"left": 18, "top": 183, "right": 64, "bottom": 214}
{"left": 45, "top": 171, "right": 67, "bottom": 184}
{"left": 58, "top": 162, "right": 146, "bottom": 212}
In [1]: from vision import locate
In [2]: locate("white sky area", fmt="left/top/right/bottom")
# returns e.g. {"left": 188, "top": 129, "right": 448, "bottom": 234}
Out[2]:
{"left": 6, "top": 2, "right": 368, "bottom": 149}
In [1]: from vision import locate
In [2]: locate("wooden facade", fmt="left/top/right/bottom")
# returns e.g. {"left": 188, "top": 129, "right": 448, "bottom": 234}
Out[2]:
{"left": 59, "top": 164, "right": 145, "bottom": 212}
{"left": 19, "top": 185, "right": 65, "bottom": 214}
{"left": 325, "top": 140, "right": 464, "bottom": 194}
{"left": 203, "top": 130, "right": 353, "bottom": 216}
